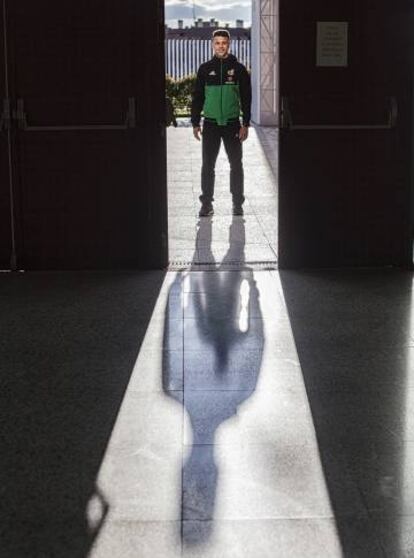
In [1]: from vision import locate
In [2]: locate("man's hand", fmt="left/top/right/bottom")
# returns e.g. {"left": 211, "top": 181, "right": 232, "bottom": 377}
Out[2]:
{"left": 239, "top": 126, "right": 249, "bottom": 142}
{"left": 193, "top": 126, "right": 202, "bottom": 141}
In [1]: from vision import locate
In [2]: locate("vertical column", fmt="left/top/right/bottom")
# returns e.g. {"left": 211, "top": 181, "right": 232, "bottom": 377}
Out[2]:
{"left": 251, "top": 0, "right": 279, "bottom": 126}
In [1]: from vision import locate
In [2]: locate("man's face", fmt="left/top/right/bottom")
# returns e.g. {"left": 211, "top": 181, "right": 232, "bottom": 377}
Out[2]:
{"left": 212, "top": 36, "right": 230, "bottom": 58}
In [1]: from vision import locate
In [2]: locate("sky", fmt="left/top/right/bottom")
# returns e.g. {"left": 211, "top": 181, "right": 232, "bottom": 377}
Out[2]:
{"left": 165, "top": 0, "right": 252, "bottom": 28}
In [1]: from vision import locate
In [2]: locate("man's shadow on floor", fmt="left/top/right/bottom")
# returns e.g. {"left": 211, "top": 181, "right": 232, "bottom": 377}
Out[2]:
{"left": 163, "top": 216, "right": 264, "bottom": 546}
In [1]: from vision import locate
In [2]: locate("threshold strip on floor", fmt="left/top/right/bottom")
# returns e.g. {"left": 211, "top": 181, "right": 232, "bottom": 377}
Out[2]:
{"left": 168, "top": 260, "right": 278, "bottom": 271}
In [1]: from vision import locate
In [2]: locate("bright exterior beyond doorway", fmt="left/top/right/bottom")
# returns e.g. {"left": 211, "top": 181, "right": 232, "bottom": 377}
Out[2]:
{"left": 167, "top": 121, "right": 278, "bottom": 269}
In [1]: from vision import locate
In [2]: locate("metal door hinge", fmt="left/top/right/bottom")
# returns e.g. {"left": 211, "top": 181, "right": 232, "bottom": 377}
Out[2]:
{"left": 0, "top": 99, "right": 11, "bottom": 131}
{"left": 13, "top": 98, "right": 27, "bottom": 130}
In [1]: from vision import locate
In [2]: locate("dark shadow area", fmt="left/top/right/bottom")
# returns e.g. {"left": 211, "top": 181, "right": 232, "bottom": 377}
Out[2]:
{"left": 0, "top": 271, "right": 166, "bottom": 558}
{"left": 163, "top": 217, "right": 264, "bottom": 546}
{"left": 280, "top": 269, "right": 413, "bottom": 557}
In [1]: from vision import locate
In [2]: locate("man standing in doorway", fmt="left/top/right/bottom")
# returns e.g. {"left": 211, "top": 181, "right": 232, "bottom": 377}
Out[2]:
{"left": 191, "top": 29, "right": 252, "bottom": 217}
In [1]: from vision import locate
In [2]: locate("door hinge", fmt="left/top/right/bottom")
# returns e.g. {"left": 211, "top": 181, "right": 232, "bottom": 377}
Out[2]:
{"left": 13, "top": 99, "right": 28, "bottom": 130}
{"left": 0, "top": 99, "right": 11, "bottom": 131}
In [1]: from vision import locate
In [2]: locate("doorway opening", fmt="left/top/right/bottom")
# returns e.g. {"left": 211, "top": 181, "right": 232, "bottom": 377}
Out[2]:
{"left": 164, "top": 0, "right": 279, "bottom": 270}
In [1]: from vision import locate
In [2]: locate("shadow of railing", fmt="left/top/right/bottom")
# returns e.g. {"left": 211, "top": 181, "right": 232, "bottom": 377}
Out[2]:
{"left": 163, "top": 216, "right": 263, "bottom": 546}
{"left": 0, "top": 271, "right": 166, "bottom": 557}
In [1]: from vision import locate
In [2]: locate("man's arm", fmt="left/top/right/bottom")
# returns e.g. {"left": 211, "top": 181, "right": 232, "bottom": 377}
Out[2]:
{"left": 239, "top": 65, "right": 252, "bottom": 127}
{"left": 191, "top": 67, "right": 205, "bottom": 128}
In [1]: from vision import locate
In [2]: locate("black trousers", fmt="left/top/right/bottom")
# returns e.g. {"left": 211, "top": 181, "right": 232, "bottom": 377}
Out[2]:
{"left": 200, "top": 120, "right": 245, "bottom": 206}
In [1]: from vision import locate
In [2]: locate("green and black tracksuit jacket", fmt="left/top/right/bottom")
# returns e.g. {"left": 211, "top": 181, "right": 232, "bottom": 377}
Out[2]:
{"left": 191, "top": 54, "right": 252, "bottom": 128}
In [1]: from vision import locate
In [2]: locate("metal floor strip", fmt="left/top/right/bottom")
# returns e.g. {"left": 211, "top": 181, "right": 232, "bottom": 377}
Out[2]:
{"left": 167, "top": 260, "right": 278, "bottom": 271}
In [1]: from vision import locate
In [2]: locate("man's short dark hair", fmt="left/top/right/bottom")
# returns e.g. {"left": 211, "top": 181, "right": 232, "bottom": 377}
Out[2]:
{"left": 212, "top": 29, "right": 231, "bottom": 40}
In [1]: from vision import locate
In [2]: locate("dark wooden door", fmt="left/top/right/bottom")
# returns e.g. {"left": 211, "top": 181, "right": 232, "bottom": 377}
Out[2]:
{"left": 6, "top": 0, "right": 167, "bottom": 269}
{"left": 0, "top": 1, "right": 14, "bottom": 269}
{"left": 278, "top": 0, "right": 413, "bottom": 267}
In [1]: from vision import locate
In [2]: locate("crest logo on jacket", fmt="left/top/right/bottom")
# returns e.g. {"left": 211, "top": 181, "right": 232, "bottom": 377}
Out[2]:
{"left": 227, "top": 69, "right": 235, "bottom": 76}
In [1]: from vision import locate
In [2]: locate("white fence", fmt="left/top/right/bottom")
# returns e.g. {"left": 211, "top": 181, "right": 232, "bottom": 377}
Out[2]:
{"left": 165, "top": 39, "right": 251, "bottom": 80}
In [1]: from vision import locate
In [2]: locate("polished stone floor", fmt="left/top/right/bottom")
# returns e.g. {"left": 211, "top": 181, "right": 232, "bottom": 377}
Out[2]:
{"left": 1, "top": 267, "right": 414, "bottom": 557}
{"left": 167, "top": 122, "right": 278, "bottom": 267}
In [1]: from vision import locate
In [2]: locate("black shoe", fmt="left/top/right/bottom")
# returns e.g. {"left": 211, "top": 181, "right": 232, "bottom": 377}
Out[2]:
{"left": 199, "top": 203, "right": 214, "bottom": 217}
{"left": 232, "top": 204, "right": 244, "bottom": 216}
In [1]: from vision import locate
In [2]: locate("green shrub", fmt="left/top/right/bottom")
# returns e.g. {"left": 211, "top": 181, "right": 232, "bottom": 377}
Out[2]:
{"left": 166, "top": 74, "right": 196, "bottom": 116}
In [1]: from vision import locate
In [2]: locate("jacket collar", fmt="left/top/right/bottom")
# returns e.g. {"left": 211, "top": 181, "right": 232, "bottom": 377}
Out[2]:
{"left": 212, "top": 53, "right": 237, "bottom": 64}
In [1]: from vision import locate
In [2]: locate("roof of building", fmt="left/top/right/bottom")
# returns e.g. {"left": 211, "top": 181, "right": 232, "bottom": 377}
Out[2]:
{"left": 166, "top": 27, "right": 251, "bottom": 40}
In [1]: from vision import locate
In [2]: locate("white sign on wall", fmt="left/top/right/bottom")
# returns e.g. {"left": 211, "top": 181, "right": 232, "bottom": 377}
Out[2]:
{"left": 316, "top": 22, "right": 348, "bottom": 67}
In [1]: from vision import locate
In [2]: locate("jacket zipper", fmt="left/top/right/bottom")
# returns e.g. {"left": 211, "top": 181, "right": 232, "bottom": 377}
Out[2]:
{"left": 220, "top": 58, "right": 223, "bottom": 125}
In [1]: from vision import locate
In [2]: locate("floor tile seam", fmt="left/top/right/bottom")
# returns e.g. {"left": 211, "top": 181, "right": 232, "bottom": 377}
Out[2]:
{"left": 170, "top": 265, "right": 279, "bottom": 271}
{"left": 181, "top": 269, "right": 277, "bottom": 276}
{"left": 382, "top": 424, "right": 406, "bottom": 442}
{"left": 304, "top": 386, "right": 407, "bottom": 395}
{"left": 193, "top": 253, "right": 277, "bottom": 261}
{"left": 182, "top": 513, "right": 338, "bottom": 521}
{"left": 367, "top": 510, "right": 413, "bottom": 522}
{"left": 183, "top": 387, "right": 257, "bottom": 395}
{"left": 248, "top": 198, "right": 278, "bottom": 208}
{"left": 194, "top": 240, "right": 278, "bottom": 246}
{"left": 182, "top": 322, "right": 268, "bottom": 326}
{"left": 327, "top": 453, "right": 386, "bottom": 520}
{"left": 180, "top": 391, "right": 308, "bottom": 397}
{"left": 375, "top": 538, "right": 390, "bottom": 558}
{"left": 180, "top": 437, "right": 185, "bottom": 556}
{"left": 311, "top": 410, "right": 406, "bottom": 423}
{"left": 322, "top": 440, "right": 407, "bottom": 452}
{"left": 181, "top": 315, "right": 271, "bottom": 321}
{"left": 180, "top": 516, "right": 362, "bottom": 524}
{"left": 79, "top": 519, "right": 184, "bottom": 525}
{"left": 180, "top": 441, "right": 323, "bottom": 449}
{"left": 182, "top": 388, "right": 289, "bottom": 393}
{"left": 293, "top": 341, "right": 414, "bottom": 350}
{"left": 0, "top": 517, "right": 364, "bottom": 525}
{"left": 184, "top": 316, "right": 290, "bottom": 320}
{"left": 367, "top": 510, "right": 414, "bottom": 522}
{"left": 91, "top": 388, "right": 186, "bottom": 395}
{"left": 181, "top": 266, "right": 186, "bottom": 558}
{"left": 103, "top": 444, "right": 185, "bottom": 454}
{"left": 326, "top": 450, "right": 369, "bottom": 520}
{"left": 181, "top": 279, "right": 185, "bottom": 411}
{"left": 311, "top": 418, "right": 404, "bottom": 436}
{"left": 255, "top": 222, "right": 279, "bottom": 259}
{"left": 181, "top": 348, "right": 267, "bottom": 355}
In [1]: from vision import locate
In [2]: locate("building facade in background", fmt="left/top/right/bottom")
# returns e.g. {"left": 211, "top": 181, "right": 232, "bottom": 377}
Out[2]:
{"left": 166, "top": 20, "right": 251, "bottom": 80}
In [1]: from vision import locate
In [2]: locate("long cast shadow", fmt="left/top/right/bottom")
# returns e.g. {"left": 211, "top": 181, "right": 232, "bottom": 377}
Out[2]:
{"left": 0, "top": 271, "right": 166, "bottom": 558}
{"left": 163, "top": 217, "right": 264, "bottom": 546}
